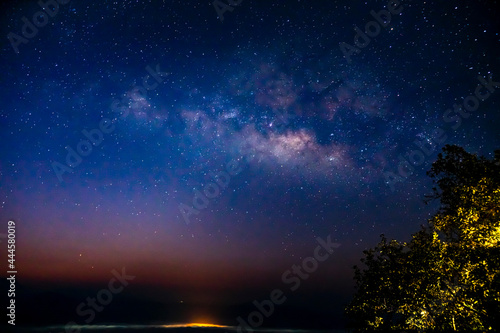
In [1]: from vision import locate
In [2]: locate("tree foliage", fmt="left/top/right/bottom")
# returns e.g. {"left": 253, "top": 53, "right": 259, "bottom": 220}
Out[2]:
{"left": 345, "top": 145, "right": 500, "bottom": 331}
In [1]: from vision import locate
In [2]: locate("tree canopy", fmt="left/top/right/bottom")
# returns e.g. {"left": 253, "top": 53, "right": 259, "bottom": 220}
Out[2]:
{"left": 345, "top": 145, "right": 500, "bottom": 331}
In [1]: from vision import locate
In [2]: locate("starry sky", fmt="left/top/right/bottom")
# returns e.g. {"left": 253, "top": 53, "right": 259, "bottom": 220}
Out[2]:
{"left": 1, "top": 0, "right": 499, "bottom": 329}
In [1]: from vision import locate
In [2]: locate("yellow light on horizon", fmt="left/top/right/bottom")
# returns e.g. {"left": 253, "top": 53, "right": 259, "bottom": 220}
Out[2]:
{"left": 186, "top": 323, "right": 229, "bottom": 328}
{"left": 161, "top": 323, "right": 230, "bottom": 328}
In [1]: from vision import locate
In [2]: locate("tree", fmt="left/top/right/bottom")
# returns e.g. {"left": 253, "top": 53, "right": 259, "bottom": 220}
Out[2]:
{"left": 345, "top": 145, "right": 500, "bottom": 331}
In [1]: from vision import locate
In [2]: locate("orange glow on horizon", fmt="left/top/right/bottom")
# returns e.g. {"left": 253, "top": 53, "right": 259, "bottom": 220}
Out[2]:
{"left": 161, "top": 323, "right": 230, "bottom": 328}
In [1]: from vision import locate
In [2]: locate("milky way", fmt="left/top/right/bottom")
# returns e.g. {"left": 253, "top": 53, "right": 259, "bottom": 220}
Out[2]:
{"left": 1, "top": 0, "right": 499, "bottom": 329}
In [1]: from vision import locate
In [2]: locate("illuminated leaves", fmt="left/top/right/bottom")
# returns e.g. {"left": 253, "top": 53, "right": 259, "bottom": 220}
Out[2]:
{"left": 346, "top": 145, "right": 500, "bottom": 331}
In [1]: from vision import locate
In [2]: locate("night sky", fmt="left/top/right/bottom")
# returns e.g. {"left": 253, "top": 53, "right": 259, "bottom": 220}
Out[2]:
{"left": 1, "top": 0, "right": 500, "bottom": 330}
